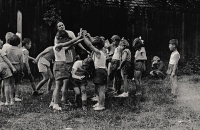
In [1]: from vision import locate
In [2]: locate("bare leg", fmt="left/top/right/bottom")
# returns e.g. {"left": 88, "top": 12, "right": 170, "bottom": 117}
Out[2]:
{"left": 36, "top": 72, "right": 49, "bottom": 91}
{"left": 4, "top": 77, "right": 13, "bottom": 104}
{"left": 47, "top": 69, "right": 54, "bottom": 93}
{"left": 62, "top": 79, "right": 69, "bottom": 103}
{"left": 53, "top": 80, "right": 63, "bottom": 104}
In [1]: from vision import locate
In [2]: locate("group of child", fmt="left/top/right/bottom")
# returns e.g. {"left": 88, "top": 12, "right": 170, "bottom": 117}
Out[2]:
{"left": 0, "top": 21, "right": 180, "bottom": 111}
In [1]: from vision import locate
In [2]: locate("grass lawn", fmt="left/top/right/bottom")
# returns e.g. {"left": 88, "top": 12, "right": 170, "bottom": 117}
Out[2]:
{"left": 1, "top": 75, "right": 200, "bottom": 130}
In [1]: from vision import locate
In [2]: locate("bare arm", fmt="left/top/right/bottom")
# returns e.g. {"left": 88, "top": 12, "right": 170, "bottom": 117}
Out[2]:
{"left": 23, "top": 50, "right": 31, "bottom": 74}
{"left": 83, "top": 36, "right": 101, "bottom": 57}
{"left": 2, "top": 55, "right": 16, "bottom": 73}
{"left": 55, "top": 36, "right": 82, "bottom": 50}
{"left": 118, "top": 51, "right": 127, "bottom": 69}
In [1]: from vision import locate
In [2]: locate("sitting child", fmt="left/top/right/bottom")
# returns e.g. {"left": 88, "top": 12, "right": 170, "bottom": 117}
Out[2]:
{"left": 150, "top": 56, "right": 165, "bottom": 79}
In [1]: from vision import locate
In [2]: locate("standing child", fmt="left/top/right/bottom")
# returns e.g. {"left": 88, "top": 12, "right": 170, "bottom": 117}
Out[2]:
{"left": 49, "top": 30, "right": 83, "bottom": 110}
{"left": 35, "top": 46, "right": 54, "bottom": 93}
{"left": 0, "top": 39, "right": 16, "bottom": 105}
{"left": 133, "top": 37, "right": 147, "bottom": 96}
{"left": 166, "top": 39, "right": 180, "bottom": 98}
{"left": 6, "top": 35, "right": 23, "bottom": 101}
{"left": 21, "top": 38, "right": 42, "bottom": 96}
{"left": 116, "top": 39, "right": 131, "bottom": 97}
{"left": 83, "top": 33, "right": 107, "bottom": 111}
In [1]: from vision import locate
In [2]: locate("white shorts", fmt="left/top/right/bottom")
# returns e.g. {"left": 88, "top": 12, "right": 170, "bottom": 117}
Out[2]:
{"left": 37, "top": 57, "right": 50, "bottom": 72}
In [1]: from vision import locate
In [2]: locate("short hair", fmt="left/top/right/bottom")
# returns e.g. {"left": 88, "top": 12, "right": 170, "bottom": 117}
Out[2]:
{"left": 22, "top": 38, "right": 31, "bottom": 47}
{"left": 92, "top": 36, "right": 105, "bottom": 50}
{"left": 5, "top": 32, "right": 14, "bottom": 43}
{"left": 133, "top": 38, "right": 144, "bottom": 50}
{"left": 120, "top": 39, "right": 129, "bottom": 48}
{"left": 9, "top": 35, "right": 20, "bottom": 46}
{"left": 56, "top": 30, "right": 70, "bottom": 41}
{"left": 169, "top": 39, "right": 178, "bottom": 47}
{"left": 111, "top": 35, "right": 121, "bottom": 42}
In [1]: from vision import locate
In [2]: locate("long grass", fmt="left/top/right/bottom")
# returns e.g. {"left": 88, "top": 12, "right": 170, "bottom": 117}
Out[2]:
{"left": 0, "top": 75, "right": 200, "bottom": 130}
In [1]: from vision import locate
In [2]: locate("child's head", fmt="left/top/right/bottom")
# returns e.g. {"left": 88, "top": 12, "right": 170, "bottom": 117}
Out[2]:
{"left": 92, "top": 36, "right": 105, "bottom": 50}
{"left": 152, "top": 56, "right": 160, "bottom": 64}
{"left": 22, "top": 38, "right": 32, "bottom": 49}
{"left": 0, "top": 39, "right": 3, "bottom": 49}
{"left": 169, "top": 39, "right": 178, "bottom": 51}
{"left": 111, "top": 35, "right": 121, "bottom": 47}
{"left": 133, "top": 38, "right": 144, "bottom": 50}
{"left": 55, "top": 30, "right": 71, "bottom": 43}
{"left": 9, "top": 35, "right": 20, "bottom": 46}
{"left": 5, "top": 32, "right": 14, "bottom": 43}
{"left": 56, "top": 21, "right": 65, "bottom": 31}
{"left": 82, "top": 57, "right": 94, "bottom": 70}
{"left": 119, "top": 39, "right": 129, "bottom": 50}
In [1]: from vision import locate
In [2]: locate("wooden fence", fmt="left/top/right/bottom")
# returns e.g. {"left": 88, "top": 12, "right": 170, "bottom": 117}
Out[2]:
{"left": 0, "top": 0, "right": 200, "bottom": 75}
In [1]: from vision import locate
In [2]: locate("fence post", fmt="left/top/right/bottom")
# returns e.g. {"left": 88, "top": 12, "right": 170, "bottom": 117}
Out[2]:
{"left": 181, "top": 13, "right": 185, "bottom": 61}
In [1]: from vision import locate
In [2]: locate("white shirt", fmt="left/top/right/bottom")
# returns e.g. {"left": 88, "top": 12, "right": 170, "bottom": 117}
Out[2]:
{"left": 135, "top": 47, "right": 147, "bottom": 61}
{"left": 53, "top": 45, "right": 69, "bottom": 62}
{"left": 169, "top": 50, "right": 180, "bottom": 64}
{"left": 112, "top": 47, "right": 121, "bottom": 60}
{"left": 2, "top": 43, "right": 12, "bottom": 53}
{"left": 92, "top": 51, "right": 106, "bottom": 69}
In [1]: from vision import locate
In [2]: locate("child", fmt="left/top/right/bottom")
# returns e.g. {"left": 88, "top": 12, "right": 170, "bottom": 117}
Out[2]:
{"left": 116, "top": 39, "right": 131, "bottom": 97}
{"left": 166, "top": 39, "right": 180, "bottom": 98}
{"left": 0, "top": 39, "right": 16, "bottom": 105}
{"left": 83, "top": 33, "right": 107, "bottom": 111}
{"left": 6, "top": 35, "right": 23, "bottom": 101}
{"left": 21, "top": 38, "right": 42, "bottom": 96}
{"left": 35, "top": 46, "right": 54, "bottom": 93}
{"left": 150, "top": 56, "right": 165, "bottom": 79}
{"left": 49, "top": 30, "right": 83, "bottom": 110}
{"left": 133, "top": 37, "right": 147, "bottom": 96}
{"left": 109, "top": 37, "right": 122, "bottom": 95}
{"left": 69, "top": 57, "right": 95, "bottom": 110}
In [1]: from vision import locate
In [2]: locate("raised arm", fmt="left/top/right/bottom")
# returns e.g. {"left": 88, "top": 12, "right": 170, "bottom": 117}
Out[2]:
{"left": 83, "top": 35, "right": 100, "bottom": 56}
{"left": 55, "top": 35, "right": 82, "bottom": 50}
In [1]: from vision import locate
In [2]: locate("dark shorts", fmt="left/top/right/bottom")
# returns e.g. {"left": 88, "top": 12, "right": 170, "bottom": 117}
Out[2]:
{"left": 121, "top": 61, "right": 132, "bottom": 75}
{"left": 111, "top": 60, "right": 120, "bottom": 70}
{"left": 93, "top": 68, "right": 107, "bottom": 85}
{"left": 53, "top": 61, "right": 73, "bottom": 80}
{"left": 69, "top": 77, "right": 87, "bottom": 89}
{"left": 135, "top": 61, "right": 146, "bottom": 72}
{"left": 0, "top": 62, "right": 13, "bottom": 79}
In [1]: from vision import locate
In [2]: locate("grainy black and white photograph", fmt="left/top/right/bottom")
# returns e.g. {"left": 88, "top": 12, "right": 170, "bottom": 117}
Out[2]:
{"left": 0, "top": 0, "right": 200, "bottom": 130}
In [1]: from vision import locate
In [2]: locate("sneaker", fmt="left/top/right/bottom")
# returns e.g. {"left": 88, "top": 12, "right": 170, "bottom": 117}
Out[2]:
{"left": 32, "top": 91, "right": 43, "bottom": 96}
{"left": 0, "top": 101, "right": 4, "bottom": 106}
{"left": 93, "top": 106, "right": 105, "bottom": 111}
{"left": 49, "top": 102, "right": 54, "bottom": 107}
{"left": 14, "top": 97, "right": 22, "bottom": 102}
{"left": 5, "top": 102, "right": 9, "bottom": 106}
{"left": 53, "top": 104, "right": 62, "bottom": 111}
{"left": 123, "top": 92, "right": 129, "bottom": 97}
{"left": 92, "top": 103, "right": 99, "bottom": 108}
{"left": 91, "top": 96, "right": 98, "bottom": 101}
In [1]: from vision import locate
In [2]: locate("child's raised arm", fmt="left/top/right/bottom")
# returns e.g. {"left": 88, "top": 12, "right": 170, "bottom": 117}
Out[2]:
{"left": 55, "top": 35, "right": 82, "bottom": 51}
{"left": 83, "top": 35, "right": 100, "bottom": 56}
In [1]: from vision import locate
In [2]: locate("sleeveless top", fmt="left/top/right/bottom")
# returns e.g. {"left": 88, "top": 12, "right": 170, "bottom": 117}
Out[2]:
{"left": 53, "top": 46, "right": 68, "bottom": 62}
{"left": 169, "top": 50, "right": 180, "bottom": 64}
{"left": 122, "top": 49, "right": 131, "bottom": 62}
{"left": 92, "top": 51, "right": 106, "bottom": 69}
{"left": 42, "top": 48, "right": 55, "bottom": 63}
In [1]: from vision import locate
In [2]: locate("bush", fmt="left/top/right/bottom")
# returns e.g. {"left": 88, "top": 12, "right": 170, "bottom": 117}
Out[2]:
{"left": 178, "top": 54, "right": 200, "bottom": 75}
